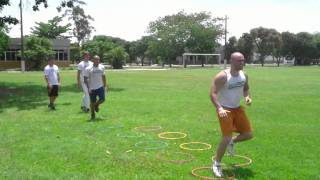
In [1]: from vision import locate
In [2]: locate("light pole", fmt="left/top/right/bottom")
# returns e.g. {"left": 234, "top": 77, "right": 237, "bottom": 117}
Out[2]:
{"left": 19, "top": 0, "right": 25, "bottom": 72}
{"left": 223, "top": 15, "right": 228, "bottom": 69}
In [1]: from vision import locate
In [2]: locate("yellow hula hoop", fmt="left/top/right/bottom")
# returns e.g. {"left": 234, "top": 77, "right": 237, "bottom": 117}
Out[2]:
{"left": 191, "top": 166, "right": 235, "bottom": 180}
{"left": 156, "top": 151, "right": 195, "bottom": 164}
{"left": 211, "top": 154, "right": 252, "bottom": 167}
{"left": 133, "top": 125, "right": 162, "bottom": 132}
{"left": 180, "top": 142, "right": 212, "bottom": 151}
{"left": 158, "top": 132, "right": 187, "bottom": 140}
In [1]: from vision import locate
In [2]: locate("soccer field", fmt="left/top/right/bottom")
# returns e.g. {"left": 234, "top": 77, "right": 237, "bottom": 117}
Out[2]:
{"left": 0, "top": 67, "right": 319, "bottom": 179}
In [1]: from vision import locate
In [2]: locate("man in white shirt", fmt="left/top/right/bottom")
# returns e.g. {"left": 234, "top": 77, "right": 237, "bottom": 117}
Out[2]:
{"left": 44, "top": 57, "right": 60, "bottom": 110}
{"left": 77, "top": 51, "right": 93, "bottom": 112}
{"left": 83, "top": 55, "right": 107, "bottom": 120}
{"left": 210, "top": 52, "right": 253, "bottom": 177}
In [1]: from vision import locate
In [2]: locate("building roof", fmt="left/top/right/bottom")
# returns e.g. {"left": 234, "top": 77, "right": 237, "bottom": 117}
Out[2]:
{"left": 9, "top": 38, "right": 70, "bottom": 49}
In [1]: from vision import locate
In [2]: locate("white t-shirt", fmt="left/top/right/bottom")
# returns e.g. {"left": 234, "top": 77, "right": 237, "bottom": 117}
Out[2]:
{"left": 218, "top": 69, "right": 246, "bottom": 108}
{"left": 44, "top": 64, "right": 59, "bottom": 85}
{"left": 83, "top": 64, "right": 105, "bottom": 90}
{"left": 78, "top": 60, "right": 93, "bottom": 82}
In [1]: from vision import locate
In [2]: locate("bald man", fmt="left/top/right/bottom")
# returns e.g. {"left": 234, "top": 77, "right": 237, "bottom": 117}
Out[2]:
{"left": 210, "top": 52, "right": 253, "bottom": 177}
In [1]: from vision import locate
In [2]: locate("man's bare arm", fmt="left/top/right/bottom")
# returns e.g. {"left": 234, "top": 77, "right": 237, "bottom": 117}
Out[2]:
{"left": 210, "top": 71, "right": 227, "bottom": 110}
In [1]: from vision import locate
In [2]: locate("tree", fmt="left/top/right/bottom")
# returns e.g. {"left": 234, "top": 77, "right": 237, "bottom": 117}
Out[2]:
{"left": 1, "top": 0, "right": 77, "bottom": 26}
{"left": 0, "top": 26, "right": 9, "bottom": 55}
{"left": 250, "top": 27, "right": 281, "bottom": 66}
{"left": 62, "top": 2, "right": 95, "bottom": 45}
{"left": 237, "top": 33, "right": 254, "bottom": 64}
{"left": 293, "top": 32, "right": 317, "bottom": 65}
{"left": 106, "top": 46, "right": 128, "bottom": 69}
{"left": 0, "top": 1, "right": 19, "bottom": 26}
{"left": 312, "top": 33, "right": 320, "bottom": 64}
{"left": 31, "top": 16, "right": 71, "bottom": 39}
{"left": 23, "top": 36, "right": 55, "bottom": 69}
{"left": 225, "top": 36, "right": 238, "bottom": 62}
{"left": 69, "top": 42, "right": 81, "bottom": 63}
{"left": 82, "top": 35, "right": 115, "bottom": 63}
{"left": 135, "top": 36, "right": 154, "bottom": 66}
{"left": 148, "top": 11, "right": 223, "bottom": 67}
{"left": 280, "top": 32, "right": 296, "bottom": 58}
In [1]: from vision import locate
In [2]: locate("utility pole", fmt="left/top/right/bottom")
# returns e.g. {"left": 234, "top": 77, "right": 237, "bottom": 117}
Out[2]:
{"left": 224, "top": 15, "right": 228, "bottom": 69}
{"left": 19, "top": 0, "right": 25, "bottom": 72}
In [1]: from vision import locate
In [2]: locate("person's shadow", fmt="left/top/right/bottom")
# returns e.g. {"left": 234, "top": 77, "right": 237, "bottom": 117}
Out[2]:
{"left": 233, "top": 167, "right": 255, "bottom": 179}
{"left": 0, "top": 82, "right": 124, "bottom": 113}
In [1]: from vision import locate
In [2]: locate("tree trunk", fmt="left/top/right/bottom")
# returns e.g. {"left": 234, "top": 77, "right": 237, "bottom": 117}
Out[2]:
{"left": 141, "top": 56, "right": 144, "bottom": 66}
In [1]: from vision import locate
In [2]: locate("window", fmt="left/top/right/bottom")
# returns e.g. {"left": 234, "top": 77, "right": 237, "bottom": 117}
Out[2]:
{"left": 54, "top": 49, "right": 68, "bottom": 61}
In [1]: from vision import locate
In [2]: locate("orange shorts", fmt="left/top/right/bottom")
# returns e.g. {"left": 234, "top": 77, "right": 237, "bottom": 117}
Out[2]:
{"left": 217, "top": 106, "right": 252, "bottom": 136}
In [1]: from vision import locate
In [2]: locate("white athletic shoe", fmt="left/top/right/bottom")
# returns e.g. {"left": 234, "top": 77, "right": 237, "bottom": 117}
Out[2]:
{"left": 227, "top": 140, "right": 235, "bottom": 156}
{"left": 212, "top": 161, "right": 223, "bottom": 178}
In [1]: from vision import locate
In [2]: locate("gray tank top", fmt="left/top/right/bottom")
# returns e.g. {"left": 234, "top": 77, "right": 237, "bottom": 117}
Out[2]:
{"left": 218, "top": 69, "right": 246, "bottom": 108}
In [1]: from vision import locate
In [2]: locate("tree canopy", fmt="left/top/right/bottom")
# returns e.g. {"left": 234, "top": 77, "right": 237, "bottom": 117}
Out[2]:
{"left": 147, "top": 11, "right": 223, "bottom": 65}
{"left": 31, "top": 16, "right": 71, "bottom": 39}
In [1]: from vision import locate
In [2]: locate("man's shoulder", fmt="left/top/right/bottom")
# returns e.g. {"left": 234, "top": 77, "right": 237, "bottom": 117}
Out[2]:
{"left": 99, "top": 64, "right": 105, "bottom": 69}
{"left": 217, "top": 70, "right": 227, "bottom": 78}
{"left": 44, "top": 65, "right": 50, "bottom": 70}
{"left": 213, "top": 70, "right": 227, "bottom": 84}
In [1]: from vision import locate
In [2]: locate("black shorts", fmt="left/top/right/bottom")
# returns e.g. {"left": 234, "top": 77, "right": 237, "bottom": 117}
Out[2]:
{"left": 48, "top": 85, "right": 59, "bottom": 97}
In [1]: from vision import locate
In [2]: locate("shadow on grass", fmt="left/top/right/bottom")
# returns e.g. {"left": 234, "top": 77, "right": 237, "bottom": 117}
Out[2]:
{"left": 233, "top": 167, "right": 255, "bottom": 179}
{"left": 0, "top": 82, "right": 124, "bottom": 113}
{"left": 87, "top": 117, "right": 106, "bottom": 122}
{"left": 0, "top": 82, "right": 47, "bottom": 112}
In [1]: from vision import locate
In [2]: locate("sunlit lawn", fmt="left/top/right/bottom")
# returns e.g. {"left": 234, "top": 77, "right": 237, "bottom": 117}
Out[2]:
{"left": 0, "top": 66, "right": 319, "bottom": 179}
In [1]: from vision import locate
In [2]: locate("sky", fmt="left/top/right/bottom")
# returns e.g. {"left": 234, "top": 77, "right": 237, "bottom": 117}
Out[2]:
{"left": 3, "top": 0, "right": 320, "bottom": 42}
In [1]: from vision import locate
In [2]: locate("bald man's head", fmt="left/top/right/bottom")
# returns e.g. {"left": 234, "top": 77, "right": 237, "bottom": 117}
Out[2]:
{"left": 230, "top": 52, "right": 245, "bottom": 70}
{"left": 230, "top": 52, "right": 244, "bottom": 61}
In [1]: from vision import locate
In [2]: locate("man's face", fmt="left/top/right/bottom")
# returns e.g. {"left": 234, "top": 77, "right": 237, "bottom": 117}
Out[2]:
{"left": 48, "top": 59, "right": 54, "bottom": 65}
{"left": 232, "top": 56, "right": 245, "bottom": 70}
{"left": 93, "top": 57, "right": 100, "bottom": 65}
{"left": 83, "top": 53, "right": 90, "bottom": 60}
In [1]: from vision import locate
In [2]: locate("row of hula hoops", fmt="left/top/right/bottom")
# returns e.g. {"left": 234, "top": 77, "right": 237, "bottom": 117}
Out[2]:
{"left": 120, "top": 125, "right": 252, "bottom": 179}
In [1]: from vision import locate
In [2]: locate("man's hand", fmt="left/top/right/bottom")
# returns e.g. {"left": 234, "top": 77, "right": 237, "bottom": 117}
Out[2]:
{"left": 217, "top": 107, "right": 229, "bottom": 119}
{"left": 245, "top": 96, "right": 252, "bottom": 106}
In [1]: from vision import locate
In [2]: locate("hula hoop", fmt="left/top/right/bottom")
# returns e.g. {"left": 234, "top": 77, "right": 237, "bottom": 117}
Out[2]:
{"left": 134, "top": 125, "right": 162, "bottom": 132}
{"left": 191, "top": 166, "right": 235, "bottom": 180}
{"left": 180, "top": 142, "right": 212, "bottom": 151}
{"left": 117, "top": 132, "right": 145, "bottom": 138}
{"left": 135, "top": 140, "right": 168, "bottom": 150}
{"left": 211, "top": 154, "right": 252, "bottom": 167}
{"left": 158, "top": 132, "right": 187, "bottom": 140}
{"left": 156, "top": 151, "right": 195, "bottom": 164}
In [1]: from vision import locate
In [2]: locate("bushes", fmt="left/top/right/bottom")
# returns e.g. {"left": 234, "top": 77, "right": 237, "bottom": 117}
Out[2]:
{"left": 106, "top": 46, "right": 128, "bottom": 69}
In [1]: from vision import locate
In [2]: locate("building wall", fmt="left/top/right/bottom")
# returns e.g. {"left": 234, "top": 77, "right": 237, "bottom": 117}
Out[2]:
{"left": 0, "top": 61, "right": 70, "bottom": 70}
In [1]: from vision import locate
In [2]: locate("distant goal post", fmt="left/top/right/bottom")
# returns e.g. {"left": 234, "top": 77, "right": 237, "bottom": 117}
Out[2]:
{"left": 182, "top": 53, "right": 222, "bottom": 68}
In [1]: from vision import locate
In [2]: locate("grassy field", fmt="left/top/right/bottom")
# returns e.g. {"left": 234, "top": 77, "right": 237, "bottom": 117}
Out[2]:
{"left": 0, "top": 66, "right": 319, "bottom": 179}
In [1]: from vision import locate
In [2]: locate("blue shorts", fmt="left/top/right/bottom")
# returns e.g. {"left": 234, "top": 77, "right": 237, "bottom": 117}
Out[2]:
{"left": 90, "top": 86, "right": 105, "bottom": 103}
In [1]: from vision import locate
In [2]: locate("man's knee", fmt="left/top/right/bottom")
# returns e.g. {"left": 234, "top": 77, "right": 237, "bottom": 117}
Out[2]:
{"left": 222, "top": 136, "right": 233, "bottom": 144}
{"left": 245, "top": 132, "right": 253, "bottom": 140}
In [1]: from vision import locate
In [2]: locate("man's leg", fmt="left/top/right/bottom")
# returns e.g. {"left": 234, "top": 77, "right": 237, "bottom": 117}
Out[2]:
{"left": 89, "top": 89, "right": 96, "bottom": 119}
{"left": 215, "top": 135, "right": 232, "bottom": 162}
{"left": 233, "top": 108, "right": 253, "bottom": 143}
{"left": 94, "top": 87, "right": 105, "bottom": 112}
{"left": 233, "top": 132, "right": 253, "bottom": 143}
{"left": 81, "top": 82, "right": 90, "bottom": 111}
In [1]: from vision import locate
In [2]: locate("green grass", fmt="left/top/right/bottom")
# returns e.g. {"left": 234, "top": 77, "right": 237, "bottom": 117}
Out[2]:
{"left": 0, "top": 66, "right": 319, "bottom": 179}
